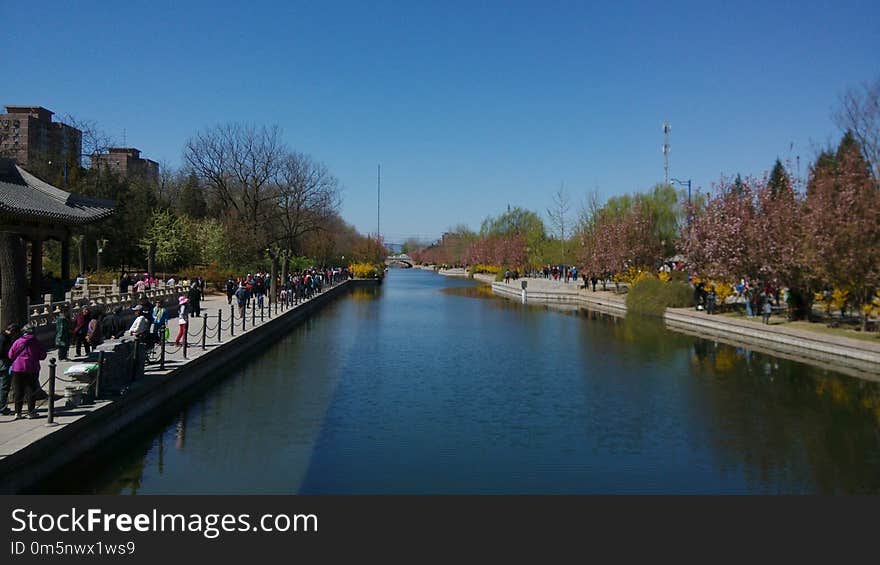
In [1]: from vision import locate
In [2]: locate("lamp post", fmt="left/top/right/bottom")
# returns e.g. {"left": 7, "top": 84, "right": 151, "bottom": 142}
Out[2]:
{"left": 670, "top": 177, "right": 692, "bottom": 227}
{"left": 96, "top": 238, "right": 108, "bottom": 273}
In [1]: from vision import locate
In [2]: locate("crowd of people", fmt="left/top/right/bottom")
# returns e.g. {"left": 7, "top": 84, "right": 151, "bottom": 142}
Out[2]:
{"left": 494, "top": 258, "right": 788, "bottom": 324}
{"left": 539, "top": 265, "right": 579, "bottom": 283}
{"left": 225, "top": 268, "right": 350, "bottom": 320}
{"left": 2, "top": 266, "right": 352, "bottom": 421}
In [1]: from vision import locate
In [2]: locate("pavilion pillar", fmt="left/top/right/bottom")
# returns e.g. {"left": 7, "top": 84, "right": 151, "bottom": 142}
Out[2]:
{"left": 61, "top": 235, "right": 71, "bottom": 283}
{"left": 29, "top": 236, "right": 43, "bottom": 303}
{"left": 0, "top": 232, "right": 28, "bottom": 329}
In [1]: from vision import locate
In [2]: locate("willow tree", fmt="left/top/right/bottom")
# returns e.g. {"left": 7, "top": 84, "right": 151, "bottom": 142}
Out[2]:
{"left": 480, "top": 207, "right": 546, "bottom": 268}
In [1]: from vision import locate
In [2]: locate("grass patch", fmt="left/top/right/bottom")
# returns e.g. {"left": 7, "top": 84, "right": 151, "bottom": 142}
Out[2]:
{"left": 626, "top": 277, "right": 692, "bottom": 317}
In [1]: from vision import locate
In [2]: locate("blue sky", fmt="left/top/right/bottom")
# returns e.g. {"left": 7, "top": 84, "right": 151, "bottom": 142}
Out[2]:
{"left": 3, "top": 1, "right": 878, "bottom": 243}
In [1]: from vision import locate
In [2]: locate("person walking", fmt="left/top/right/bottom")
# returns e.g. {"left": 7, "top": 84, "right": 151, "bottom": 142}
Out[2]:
{"left": 254, "top": 275, "right": 265, "bottom": 309}
{"left": 72, "top": 307, "right": 91, "bottom": 358}
{"left": 762, "top": 297, "right": 773, "bottom": 325}
{"left": 7, "top": 325, "right": 48, "bottom": 420}
{"left": 188, "top": 280, "right": 202, "bottom": 317}
{"left": 706, "top": 287, "right": 717, "bottom": 315}
{"left": 175, "top": 296, "right": 189, "bottom": 346}
{"left": 86, "top": 312, "right": 103, "bottom": 349}
{"left": 152, "top": 299, "right": 169, "bottom": 340}
{"left": 0, "top": 324, "right": 21, "bottom": 416}
{"left": 54, "top": 306, "right": 70, "bottom": 361}
{"left": 225, "top": 277, "right": 236, "bottom": 305}
{"left": 235, "top": 283, "right": 248, "bottom": 321}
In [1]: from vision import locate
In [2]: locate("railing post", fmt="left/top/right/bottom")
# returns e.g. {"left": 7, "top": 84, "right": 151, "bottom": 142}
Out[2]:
{"left": 261, "top": 301, "right": 265, "bottom": 323}
{"left": 183, "top": 320, "right": 188, "bottom": 359}
{"left": 131, "top": 340, "right": 140, "bottom": 383}
{"left": 274, "top": 294, "right": 278, "bottom": 315}
{"left": 230, "top": 305, "right": 235, "bottom": 336}
{"left": 252, "top": 301, "right": 256, "bottom": 326}
{"left": 243, "top": 306, "right": 246, "bottom": 332}
{"left": 46, "top": 358, "right": 57, "bottom": 426}
{"left": 218, "top": 309, "right": 223, "bottom": 343}
{"left": 160, "top": 326, "right": 166, "bottom": 370}
{"left": 95, "top": 351, "right": 104, "bottom": 400}
{"left": 201, "top": 313, "right": 207, "bottom": 350}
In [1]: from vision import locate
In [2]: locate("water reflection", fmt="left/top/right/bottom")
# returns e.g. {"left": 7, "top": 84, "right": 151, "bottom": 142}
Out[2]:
{"left": 442, "top": 284, "right": 497, "bottom": 300}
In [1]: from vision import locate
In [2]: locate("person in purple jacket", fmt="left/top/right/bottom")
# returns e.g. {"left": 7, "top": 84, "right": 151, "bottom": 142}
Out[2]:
{"left": 7, "top": 324, "right": 48, "bottom": 420}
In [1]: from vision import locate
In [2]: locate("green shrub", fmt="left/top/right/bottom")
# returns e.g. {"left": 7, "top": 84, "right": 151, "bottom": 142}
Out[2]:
{"left": 668, "top": 270, "right": 689, "bottom": 283}
{"left": 626, "top": 277, "right": 692, "bottom": 317}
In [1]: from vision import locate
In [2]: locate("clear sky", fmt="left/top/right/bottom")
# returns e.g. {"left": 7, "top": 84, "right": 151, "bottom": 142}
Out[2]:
{"left": 3, "top": 1, "right": 878, "bottom": 243}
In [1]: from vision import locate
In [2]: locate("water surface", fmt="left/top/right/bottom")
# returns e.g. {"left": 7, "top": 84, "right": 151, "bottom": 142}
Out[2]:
{"left": 66, "top": 270, "right": 880, "bottom": 494}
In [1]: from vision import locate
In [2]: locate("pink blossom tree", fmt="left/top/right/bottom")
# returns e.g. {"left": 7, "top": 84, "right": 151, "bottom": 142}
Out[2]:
{"left": 802, "top": 132, "right": 880, "bottom": 329}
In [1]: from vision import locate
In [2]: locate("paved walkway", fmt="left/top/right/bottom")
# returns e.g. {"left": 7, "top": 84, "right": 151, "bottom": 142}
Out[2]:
{"left": 0, "top": 281, "right": 347, "bottom": 461}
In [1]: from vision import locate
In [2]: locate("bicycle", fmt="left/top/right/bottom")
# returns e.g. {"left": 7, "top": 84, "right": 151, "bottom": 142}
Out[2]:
{"left": 138, "top": 328, "right": 168, "bottom": 365}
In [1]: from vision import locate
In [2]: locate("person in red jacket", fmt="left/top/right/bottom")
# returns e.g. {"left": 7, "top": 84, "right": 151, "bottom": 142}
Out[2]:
{"left": 7, "top": 325, "right": 48, "bottom": 420}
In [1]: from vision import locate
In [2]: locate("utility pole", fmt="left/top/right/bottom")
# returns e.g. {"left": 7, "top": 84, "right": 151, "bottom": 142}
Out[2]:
{"left": 662, "top": 122, "right": 671, "bottom": 185}
{"left": 377, "top": 164, "right": 381, "bottom": 244}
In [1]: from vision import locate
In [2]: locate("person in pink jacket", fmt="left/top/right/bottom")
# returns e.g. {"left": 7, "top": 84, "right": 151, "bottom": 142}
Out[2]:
{"left": 7, "top": 325, "right": 47, "bottom": 420}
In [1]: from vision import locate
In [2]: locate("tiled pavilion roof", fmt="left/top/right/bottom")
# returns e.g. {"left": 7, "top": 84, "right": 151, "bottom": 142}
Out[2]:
{"left": 0, "top": 158, "right": 114, "bottom": 225}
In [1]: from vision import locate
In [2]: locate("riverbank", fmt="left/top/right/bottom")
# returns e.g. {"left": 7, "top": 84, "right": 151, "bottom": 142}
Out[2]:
{"left": 0, "top": 278, "right": 379, "bottom": 494}
{"left": 490, "top": 277, "right": 880, "bottom": 379}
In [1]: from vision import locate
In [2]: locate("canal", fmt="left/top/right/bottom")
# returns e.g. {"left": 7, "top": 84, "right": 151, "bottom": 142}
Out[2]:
{"left": 65, "top": 269, "right": 880, "bottom": 494}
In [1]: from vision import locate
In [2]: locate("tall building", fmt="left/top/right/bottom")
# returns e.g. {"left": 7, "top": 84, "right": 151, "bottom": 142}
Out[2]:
{"left": 0, "top": 106, "right": 82, "bottom": 172}
{"left": 91, "top": 147, "right": 159, "bottom": 183}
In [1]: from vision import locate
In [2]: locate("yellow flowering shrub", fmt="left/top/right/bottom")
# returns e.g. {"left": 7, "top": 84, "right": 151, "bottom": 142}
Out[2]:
{"left": 614, "top": 266, "right": 653, "bottom": 285}
{"left": 350, "top": 262, "right": 382, "bottom": 278}
{"left": 815, "top": 288, "right": 850, "bottom": 315}
{"left": 708, "top": 280, "right": 734, "bottom": 305}
{"left": 471, "top": 264, "right": 502, "bottom": 274}
{"left": 831, "top": 288, "right": 850, "bottom": 313}
{"left": 861, "top": 289, "right": 880, "bottom": 317}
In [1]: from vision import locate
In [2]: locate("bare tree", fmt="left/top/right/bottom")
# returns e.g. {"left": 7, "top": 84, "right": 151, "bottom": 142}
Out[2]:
{"left": 547, "top": 183, "right": 572, "bottom": 264}
{"left": 156, "top": 160, "right": 178, "bottom": 204}
{"left": 60, "top": 114, "right": 116, "bottom": 166}
{"left": 183, "top": 123, "right": 286, "bottom": 241}
{"left": 271, "top": 151, "right": 341, "bottom": 252}
{"left": 833, "top": 77, "right": 880, "bottom": 179}
{"left": 578, "top": 189, "right": 603, "bottom": 230}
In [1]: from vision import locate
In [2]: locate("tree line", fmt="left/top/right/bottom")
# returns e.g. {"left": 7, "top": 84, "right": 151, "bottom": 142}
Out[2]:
{"left": 30, "top": 122, "right": 386, "bottom": 288}
{"left": 409, "top": 78, "right": 880, "bottom": 329}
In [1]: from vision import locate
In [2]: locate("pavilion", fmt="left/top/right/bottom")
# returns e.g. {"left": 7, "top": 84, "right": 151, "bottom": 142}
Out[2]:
{"left": 0, "top": 157, "right": 114, "bottom": 328}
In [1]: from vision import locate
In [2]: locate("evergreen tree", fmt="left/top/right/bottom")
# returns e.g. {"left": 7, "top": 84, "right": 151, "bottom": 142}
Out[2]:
{"left": 836, "top": 130, "right": 873, "bottom": 178}
{"left": 733, "top": 174, "right": 745, "bottom": 195}
{"left": 767, "top": 158, "right": 792, "bottom": 198}
{"left": 179, "top": 172, "right": 207, "bottom": 218}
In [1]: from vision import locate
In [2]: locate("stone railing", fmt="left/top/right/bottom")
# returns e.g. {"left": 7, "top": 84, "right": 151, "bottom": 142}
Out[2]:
{"left": 27, "top": 282, "right": 189, "bottom": 330}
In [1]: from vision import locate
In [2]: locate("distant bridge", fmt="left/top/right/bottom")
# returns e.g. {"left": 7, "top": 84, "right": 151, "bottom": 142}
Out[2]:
{"left": 385, "top": 254, "right": 413, "bottom": 268}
